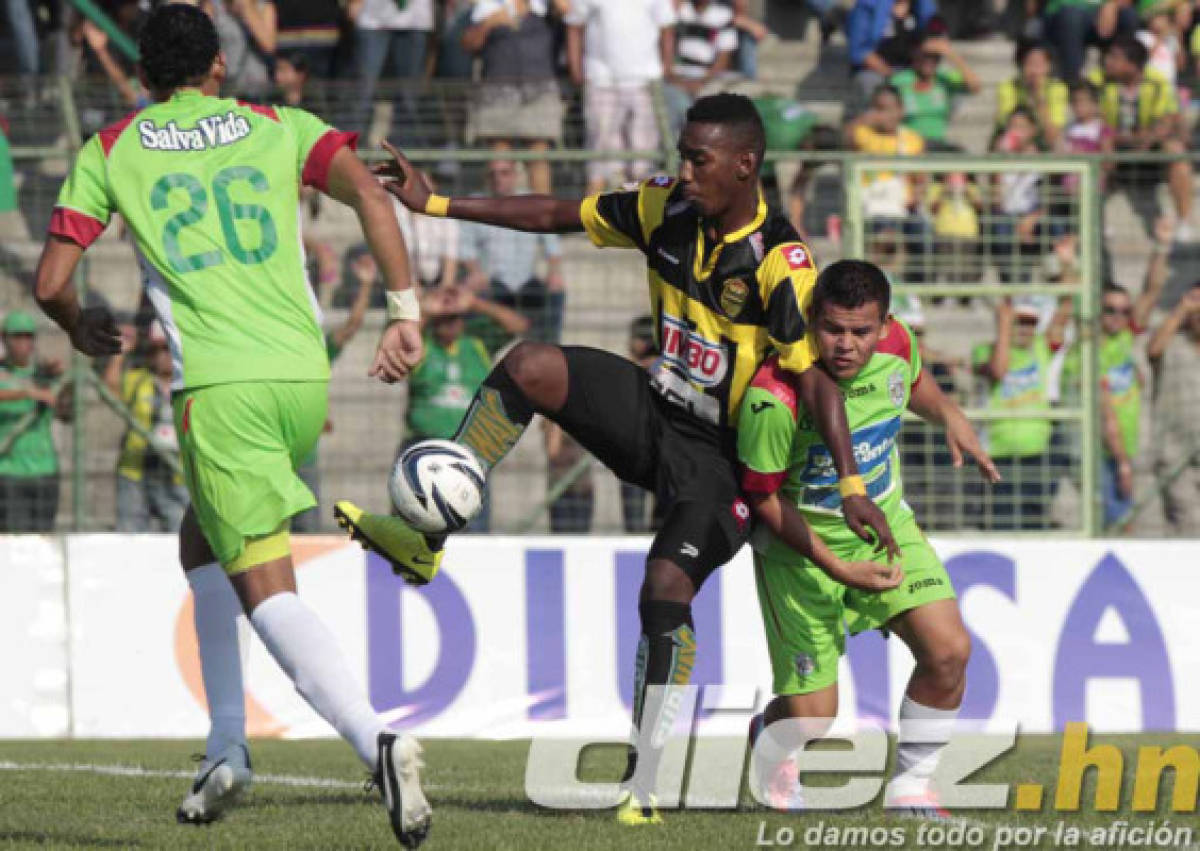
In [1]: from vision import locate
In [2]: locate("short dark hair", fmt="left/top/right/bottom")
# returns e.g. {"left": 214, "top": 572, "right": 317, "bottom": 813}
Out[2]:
{"left": 685, "top": 93, "right": 767, "bottom": 167}
{"left": 138, "top": 4, "right": 221, "bottom": 92}
{"left": 1108, "top": 33, "right": 1149, "bottom": 69}
{"left": 1014, "top": 37, "right": 1051, "bottom": 68}
{"left": 811, "top": 260, "right": 891, "bottom": 320}
{"left": 1069, "top": 80, "right": 1099, "bottom": 101}
{"left": 871, "top": 83, "right": 903, "bottom": 105}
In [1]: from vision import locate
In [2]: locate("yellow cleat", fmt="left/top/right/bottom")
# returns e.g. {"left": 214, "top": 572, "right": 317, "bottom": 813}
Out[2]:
{"left": 334, "top": 501, "right": 443, "bottom": 585}
{"left": 616, "top": 793, "right": 662, "bottom": 826}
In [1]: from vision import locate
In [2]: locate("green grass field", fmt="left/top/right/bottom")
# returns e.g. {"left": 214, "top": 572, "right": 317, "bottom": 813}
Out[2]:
{"left": 0, "top": 735, "right": 1196, "bottom": 850}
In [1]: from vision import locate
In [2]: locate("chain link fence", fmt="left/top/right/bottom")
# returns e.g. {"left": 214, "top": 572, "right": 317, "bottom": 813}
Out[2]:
{"left": 2, "top": 77, "right": 1199, "bottom": 536}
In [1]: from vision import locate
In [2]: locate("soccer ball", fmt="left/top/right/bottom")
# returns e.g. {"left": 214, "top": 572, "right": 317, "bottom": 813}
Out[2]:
{"left": 389, "top": 440, "right": 486, "bottom": 534}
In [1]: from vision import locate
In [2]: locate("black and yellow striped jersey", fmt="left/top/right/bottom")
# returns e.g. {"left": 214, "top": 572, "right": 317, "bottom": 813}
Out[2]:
{"left": 579, "top": 175, "right": 819, "bottom": 435}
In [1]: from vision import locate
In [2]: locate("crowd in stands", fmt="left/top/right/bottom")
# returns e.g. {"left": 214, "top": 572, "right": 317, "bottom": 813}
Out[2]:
{"left": 4, "top": 0, "right": 1200, "bottom": 535}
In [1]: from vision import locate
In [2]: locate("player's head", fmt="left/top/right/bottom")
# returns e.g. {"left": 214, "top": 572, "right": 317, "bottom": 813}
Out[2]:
{"left": 1104, "top": 34, "right": 1147, "bottom": 82}
{"left": 138, "top": 3, "right": 224, "bottom": 97}
{"left": 810, "top": 260, "right": 891, "bottom": 380}
{"left": 677, "top": 93, "right": 766, "bottom": 218}
{"left": 1101, "top": 282, "right": 1133, "bottom": 335}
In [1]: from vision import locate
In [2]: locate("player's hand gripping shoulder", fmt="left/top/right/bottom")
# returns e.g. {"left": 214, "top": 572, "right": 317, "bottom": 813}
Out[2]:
{"left": 371, "top": 319, "right": 423, "bottom": 383}
{"left": 373, "top": 141, "right": 431, "bottom": 213}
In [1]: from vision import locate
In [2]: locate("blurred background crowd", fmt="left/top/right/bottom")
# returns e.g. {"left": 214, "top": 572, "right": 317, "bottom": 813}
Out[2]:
{"left": 2, "top": 0, "right": 1200, "bottom": 538}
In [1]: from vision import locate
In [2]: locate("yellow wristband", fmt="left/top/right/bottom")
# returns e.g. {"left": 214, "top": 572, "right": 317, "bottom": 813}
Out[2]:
{"left": 424, "top": 194, "right": 450, "bottom": 217}
{"left": 839, "top": 475, "right": 866, "bottom": 498}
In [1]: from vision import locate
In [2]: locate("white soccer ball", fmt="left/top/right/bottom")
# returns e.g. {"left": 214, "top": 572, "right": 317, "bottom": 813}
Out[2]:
{"left": 389, "top": 440, "right": 486, "bottom": 534}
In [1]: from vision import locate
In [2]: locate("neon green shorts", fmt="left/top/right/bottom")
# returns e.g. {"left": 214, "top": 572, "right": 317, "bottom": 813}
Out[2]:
{"left": 753, "top": 511, "right": 955, "bottom": 696}
{"left": 174, "top": 380, "right": 327, "bottom": 571}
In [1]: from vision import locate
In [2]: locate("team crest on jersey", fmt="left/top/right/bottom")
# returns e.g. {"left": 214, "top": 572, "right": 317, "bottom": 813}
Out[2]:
{"left": 719, "top": 277, "right": 750, "bottom": 318}
{"left": 783, "top": 244, "right": 812, "bottom": 270}
{"left": 888, "top": 370, "right": 906, "bottom": 408}
{"left": 794, "top": 653, "right": 817, "bottom": 677}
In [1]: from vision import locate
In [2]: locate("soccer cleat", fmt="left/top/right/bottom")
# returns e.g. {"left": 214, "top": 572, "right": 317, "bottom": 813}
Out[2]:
{"left": 334, "top": 501, "right": 443, "bottom": 585}
{"left": 176, "top": 744, "right": 252, "bottom": 825}
{"left": 748, "top": 714, "right": 805, "bottom": 811}
{"left": 375, "top": 731, "right": 432, "bottom": 848}
{"left": 889, "top": 791, "right": 953, "bottom": 821}
{"left": 616, "top": 792, "right": 663, "bottom": 826}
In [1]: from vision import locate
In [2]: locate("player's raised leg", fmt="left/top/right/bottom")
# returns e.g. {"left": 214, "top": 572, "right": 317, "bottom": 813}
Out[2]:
{"left": 336, "top": 341, "right": 571, "bottom": 578}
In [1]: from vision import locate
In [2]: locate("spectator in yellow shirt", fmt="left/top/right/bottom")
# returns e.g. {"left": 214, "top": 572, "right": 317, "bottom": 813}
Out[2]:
{"left": 995, "top": 39, "right": 1070, "bottom": 147}
{"left": 1090, "top": 33, "right": 1194, "bottom": 233}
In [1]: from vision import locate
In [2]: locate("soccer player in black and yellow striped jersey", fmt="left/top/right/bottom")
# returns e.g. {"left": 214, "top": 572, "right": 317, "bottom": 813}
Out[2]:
{"left": 336, "top": 93, "right": 900, "bottom": 822}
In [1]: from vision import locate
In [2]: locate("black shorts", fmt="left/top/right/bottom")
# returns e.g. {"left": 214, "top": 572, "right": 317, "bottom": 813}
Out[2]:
{"left": 549, "top": 346, "right": 751, "bottom": 588}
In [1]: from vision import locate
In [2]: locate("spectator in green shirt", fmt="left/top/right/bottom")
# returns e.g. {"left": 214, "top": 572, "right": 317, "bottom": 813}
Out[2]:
{"left": 889, "top": 32, "right": 980, "bottom": 148}
{"left": 0, "top": 311, "right": 70, "bottom": 532}
{"left": 970, "top": 297, "right": 1071, "bottom": 530}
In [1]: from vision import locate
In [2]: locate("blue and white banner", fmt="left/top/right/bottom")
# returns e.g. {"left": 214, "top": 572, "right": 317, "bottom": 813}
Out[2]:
{"left": 0, "top": 536, "right": 1196, "bottom": 738}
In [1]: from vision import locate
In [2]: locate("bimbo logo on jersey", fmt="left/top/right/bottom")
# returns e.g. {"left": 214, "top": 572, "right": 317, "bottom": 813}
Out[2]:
{"left": 660, "top": 314, "right": 728, "bottom": 387}
{"left": 138, "top": 111, "right": 252, "bottom": 151}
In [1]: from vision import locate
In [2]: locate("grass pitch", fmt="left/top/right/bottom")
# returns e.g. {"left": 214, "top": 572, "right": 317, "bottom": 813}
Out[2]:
{"left": 0, "top": 735, "right": 1196, "bottom": 850}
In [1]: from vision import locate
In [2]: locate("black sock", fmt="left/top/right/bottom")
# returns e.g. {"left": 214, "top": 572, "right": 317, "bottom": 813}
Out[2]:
{"left": 453, "top": 364, "right": 535, "bottom": 470}
{"left": 623, "top": 600, "right": 695, "bottom": 799}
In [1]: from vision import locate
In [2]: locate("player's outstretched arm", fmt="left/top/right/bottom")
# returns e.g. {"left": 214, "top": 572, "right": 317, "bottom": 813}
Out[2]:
{"left": 793, "top": 364, "right": 901, "bottom": 560}
{"left": 374, "top": 142, "right": 585, "bottom": 234}
{"left": 908, "top": 368, "right": 1001, "bottom": 483}
{"left": 748, "top": 491, "right": 903, "bottom": 593}
{"left": 34, "top": 236, "right": 121, "bottom": 357}
{"left": 326, "top": 145, "right": 422, "bottom": 383}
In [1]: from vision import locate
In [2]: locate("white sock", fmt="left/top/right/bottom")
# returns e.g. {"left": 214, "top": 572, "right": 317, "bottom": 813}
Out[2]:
{"left": 887, "top": 695, "right": 959, "bottom": 802}
{"left": 187, "top": 563, "right": 247, "bottom": 759}
{"left": 248, "top": 591, "right": 385, "bottom": 769}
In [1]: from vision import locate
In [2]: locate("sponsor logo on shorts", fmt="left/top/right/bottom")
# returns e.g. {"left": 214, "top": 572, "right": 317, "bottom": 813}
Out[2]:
{"left": 794, "top": 653, "right": 817, "bottom": 677}
{"left": 908, "top": 576, "right": 945, "bottom": 594}
{"left": 719, "top": 277, "right": 750, "bottom": 318}
{"left": 680, "top": 542, "right": 700, "bottom": 558}
{"left": 659, "top": 314, "right": 729, "bottom": 388}
{"left": 732, "top": 498, "right": 751, "bottom": 533}
{"left": 783, "top": 245, "right": 812, "bottom": 270}
{"left": 657, "top": 247, "right": 681, "bottom": 265}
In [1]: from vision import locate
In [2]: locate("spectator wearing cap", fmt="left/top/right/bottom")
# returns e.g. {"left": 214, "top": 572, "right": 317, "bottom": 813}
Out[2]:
{"left": 463, "top": 0, "right": 566, "bottom": 197}
{"left": 1043, "top": 0, "right": 1139, "bottom": 83}
{"left": 889, "top": 31, "right": 980, "bottom": 149}
{"left": 1147, "top": 284, "right": 1200, "bottom": 534}
{"left": 460, "top": 159, "right": 566, "bottom": 344}
{"left": 662, "top": 0, "right": 739, "bottom": 136}
{"left": 1089, "top": 34, "right": 1194, "bottom": 235}
{"left": 970, "top": 297, "right": 1072, "bottom": 530}
{"left": 846, "top": 0, "right": 938, "bottom": 113}
{"left": 103, "top": 321, "right": 188, "bottom": 533}
{"left": 0, "top": 312, "right": 69, "bottom": 533}
{"left": 995, "top": 40, "right": 1070, "bottom": 146}
{"left": 566, "top": 0, "right": 678, "bottom": 196}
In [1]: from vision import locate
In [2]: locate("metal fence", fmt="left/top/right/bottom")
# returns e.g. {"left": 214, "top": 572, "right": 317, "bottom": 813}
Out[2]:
{"left": 2, "top": 78, "right": 1199, "bottom": 537}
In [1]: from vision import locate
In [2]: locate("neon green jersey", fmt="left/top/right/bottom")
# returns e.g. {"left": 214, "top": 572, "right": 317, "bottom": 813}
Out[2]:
{"left": 1100, "top": 329, "right": 1140, "bottom": 459}
{"left": 970, "top": 336, "right": 1052, "bottom": 458}
{"left": 738, "top": 318, "right": 922, "bottom": 556}
{"left": 50, "top": 90, "right": 356, "bottom": 390}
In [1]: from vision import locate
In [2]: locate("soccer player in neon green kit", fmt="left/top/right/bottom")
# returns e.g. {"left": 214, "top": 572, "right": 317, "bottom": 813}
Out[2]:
{"left": 33, "top": 6, "right": 430, "bottom": 845}
{"left": 738, "top": 260, "right": 1000, "bottom": 816}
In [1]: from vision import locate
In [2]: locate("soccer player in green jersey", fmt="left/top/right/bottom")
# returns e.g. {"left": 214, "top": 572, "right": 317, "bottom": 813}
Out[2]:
{"left": 738, "top": 260, "right": 1000, "bottom": 817}
{"left": 33, "top": 6, "right": 430, "bottom": 845}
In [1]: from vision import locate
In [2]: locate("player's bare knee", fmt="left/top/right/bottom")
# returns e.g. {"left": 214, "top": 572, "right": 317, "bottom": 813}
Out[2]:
{"left": 640, "top": 559, "right": 696, "bottom": 603}
{"left": 918, "top": 631, "right": 970, "bottom": 692}
{"left": 501, "top": 342, "right": 567, "bottom": 410}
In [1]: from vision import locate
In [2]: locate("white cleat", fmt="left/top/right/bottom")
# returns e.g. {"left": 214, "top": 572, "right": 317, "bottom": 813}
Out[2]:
{"left": 176, "top": 744, "right": 253, "bottom": 825}
{"left": 375, "top": 731, "right": 432, "bottom": 848}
